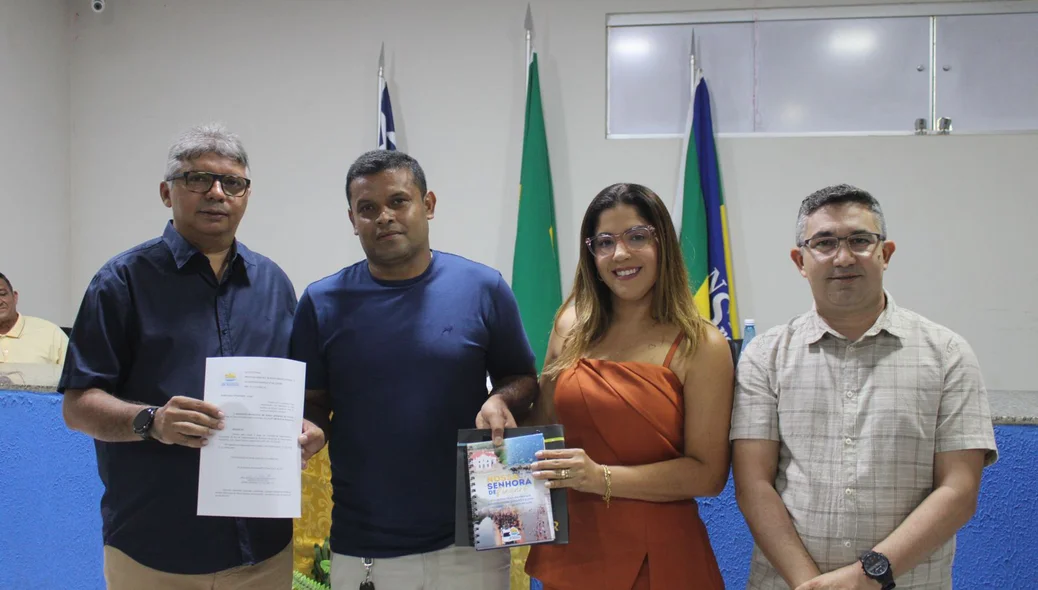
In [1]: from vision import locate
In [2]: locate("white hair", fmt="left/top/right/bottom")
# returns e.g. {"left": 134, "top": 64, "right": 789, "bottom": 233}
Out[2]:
{"left": 165, "top": 123, "right": 250, "bottom": 179}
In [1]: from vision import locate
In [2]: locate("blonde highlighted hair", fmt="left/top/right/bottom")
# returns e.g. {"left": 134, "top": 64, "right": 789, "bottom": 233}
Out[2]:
{"left": 544, "top": 183, "right": 707, "bottom": 378}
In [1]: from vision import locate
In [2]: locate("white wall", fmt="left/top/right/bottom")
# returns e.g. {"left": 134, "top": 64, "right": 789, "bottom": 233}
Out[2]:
{"left": 0, "top": 0, "right": 70, "bottom": 325}
{"left": 61, "top": 0, "right": 1036, "bottom": 390}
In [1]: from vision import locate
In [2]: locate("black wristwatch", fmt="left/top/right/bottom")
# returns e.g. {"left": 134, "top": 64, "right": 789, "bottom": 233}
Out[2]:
{"left": 860, "top": 551, "right": 895, "bottom": 590}
{"left": 132, "top": 406, "right": 158, "bottom": 440}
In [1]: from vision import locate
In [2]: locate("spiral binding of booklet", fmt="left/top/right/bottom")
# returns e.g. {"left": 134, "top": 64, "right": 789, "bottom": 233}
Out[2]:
{"left": 468, "top": 454, "right": 482, "bottom": 546}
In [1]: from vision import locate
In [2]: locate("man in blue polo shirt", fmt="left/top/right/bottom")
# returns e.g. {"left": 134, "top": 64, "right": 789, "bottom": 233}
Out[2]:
{"left": 291, "top": 150, "right": 539, "bottom": 589}
{"left": 59, "top": 123, "right": 324, "bottom": 589}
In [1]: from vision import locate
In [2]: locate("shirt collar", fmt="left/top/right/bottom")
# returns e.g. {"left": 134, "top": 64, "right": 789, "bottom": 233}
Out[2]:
{"left": 865, "top": 292, "right": 908, "bottom": 339}
{"left": 3, "top": 314, "right": 24, "bottom": 338}
{"left": 160, "top": 220, "right": 254, "bottom": 271}
{"left": 805, "top": 290, "right": 907, "bottom": 344}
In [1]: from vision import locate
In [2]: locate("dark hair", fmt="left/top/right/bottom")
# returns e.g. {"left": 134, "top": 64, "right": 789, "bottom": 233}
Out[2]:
{"left": 344, "top": 150, "right": 428, "bottom": 208}
{"left": 796, "top": 183, "right": 887, "bottom": 245}
{"left": 544, "top": 183, "right": 706, "bottom": 378}
{"left": 0, "top": 272, "right": 11, "bottom": 292}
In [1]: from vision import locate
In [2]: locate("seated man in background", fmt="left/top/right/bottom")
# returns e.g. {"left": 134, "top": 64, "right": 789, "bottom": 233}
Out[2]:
{"left": 0, "top": 271, "right": 68, "bottom": 366}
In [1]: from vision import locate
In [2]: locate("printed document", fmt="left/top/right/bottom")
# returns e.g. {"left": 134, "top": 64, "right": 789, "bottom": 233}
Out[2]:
{"left": 197, "top": 356, "right": 305, "bottom": 518}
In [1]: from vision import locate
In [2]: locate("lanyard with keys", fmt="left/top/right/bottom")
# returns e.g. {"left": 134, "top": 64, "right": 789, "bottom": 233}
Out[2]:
{"left": 359, "top": 557, "right": 375, "bottom": 590}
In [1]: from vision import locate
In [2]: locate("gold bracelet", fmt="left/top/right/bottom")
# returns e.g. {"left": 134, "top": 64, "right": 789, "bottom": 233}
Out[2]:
{"left": 601, "top": 465, "right": 612, "bottom": 507}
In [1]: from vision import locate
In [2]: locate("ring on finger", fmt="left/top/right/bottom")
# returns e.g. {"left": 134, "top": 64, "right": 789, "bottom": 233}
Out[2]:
{"left": 557, "top": 468, "right": 571, "bottom": 479}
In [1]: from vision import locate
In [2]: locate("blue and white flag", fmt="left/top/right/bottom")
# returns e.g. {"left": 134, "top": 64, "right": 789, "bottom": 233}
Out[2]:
{"left": 378, "top": 78, "right": 396, "bottom": 151}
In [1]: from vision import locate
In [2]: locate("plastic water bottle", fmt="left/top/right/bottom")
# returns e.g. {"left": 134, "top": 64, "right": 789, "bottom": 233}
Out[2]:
{"left": 742, "top": 319, "right": 756, "bottom": 348}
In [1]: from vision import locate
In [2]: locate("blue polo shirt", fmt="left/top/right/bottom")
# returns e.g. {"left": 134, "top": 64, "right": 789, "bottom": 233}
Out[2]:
{"left": 57, "top": 221, "right": 297, "bottom": 574}
{"left": 290, "top": 251, "right": 537, "bottom": 557}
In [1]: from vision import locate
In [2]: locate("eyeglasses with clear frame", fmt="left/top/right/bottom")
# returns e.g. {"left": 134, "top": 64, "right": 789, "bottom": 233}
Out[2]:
{"left": 586, "top": 225, "right": 657, "bottom": 257}
{"left": 165, "top": 171, "right": 251, "bottom": 198}
{"left": 799, "top": 232, "right": 885, "bottom": 258}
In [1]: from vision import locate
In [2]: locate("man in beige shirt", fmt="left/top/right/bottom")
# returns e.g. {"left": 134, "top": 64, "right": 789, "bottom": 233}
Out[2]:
{"left": 731, "top": 184, "right": 998, "bottom": 590}
{"left": 0, "top": 272, "right": 68, "bottom": 365}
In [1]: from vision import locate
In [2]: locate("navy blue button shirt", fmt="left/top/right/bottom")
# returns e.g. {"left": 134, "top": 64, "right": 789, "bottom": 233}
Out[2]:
{"left": 58, "top": 221, "right": 297, "bottom": 575}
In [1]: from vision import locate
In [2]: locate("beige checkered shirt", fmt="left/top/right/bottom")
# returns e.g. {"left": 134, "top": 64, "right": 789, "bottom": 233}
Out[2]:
{"left": 730, "top": 294, "right": 998, "bottom": 590}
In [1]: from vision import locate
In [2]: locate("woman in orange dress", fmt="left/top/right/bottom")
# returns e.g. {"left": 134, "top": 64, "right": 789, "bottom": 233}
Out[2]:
{"left": 524, "top": 183, "right": 734, "bottom": 590}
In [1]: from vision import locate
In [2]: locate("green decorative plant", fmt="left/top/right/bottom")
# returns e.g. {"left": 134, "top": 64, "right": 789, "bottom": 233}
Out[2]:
{"left": 311, "top": 537, "right": 331, "bottom": 584}
{"left": 291, "top": 536, "right": 332, "bottom": 590}
{"left": 292, "top": 570, "right": 330, "bottom": 590}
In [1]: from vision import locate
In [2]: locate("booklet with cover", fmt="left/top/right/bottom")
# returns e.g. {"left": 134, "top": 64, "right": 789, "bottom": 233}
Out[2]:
{"left": 455, "top": 425, "right": 569, "bottom": 550}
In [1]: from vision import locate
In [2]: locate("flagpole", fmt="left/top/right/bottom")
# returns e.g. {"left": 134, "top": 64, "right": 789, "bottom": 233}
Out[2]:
{"left": 674, "top": 31, "right": 698, "bottom": 229}
{"left": 690, "top": 30, "right": 700, "bottom": 94}
{"left": 524, "top": 4, "right": 533, "bottom": 90}
{"left": 377, "top": 42, "right": 385, "bottom": 147}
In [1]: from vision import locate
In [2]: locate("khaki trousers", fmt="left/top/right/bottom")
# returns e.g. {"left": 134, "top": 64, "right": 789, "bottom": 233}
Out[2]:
{"left": 331, "top": 545, "right": 509, "bottom": 590}
{"left": 103, "top": 542, "right": 292, "bottom": 590}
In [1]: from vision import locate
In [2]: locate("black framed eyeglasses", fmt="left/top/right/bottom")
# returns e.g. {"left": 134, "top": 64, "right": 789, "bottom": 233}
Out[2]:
{"left": 585, "top": 225, "right": 656, "bottom": 257}
{"left": 799, "top": 232, "right": 885, "bottom": 257}
{"left": 165, "top": 171, "right": 251, "bottom": 198}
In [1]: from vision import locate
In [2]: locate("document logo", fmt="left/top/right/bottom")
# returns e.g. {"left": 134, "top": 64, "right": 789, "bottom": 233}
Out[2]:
{"left": 222, "top": 372, "right": 239, "bottom": 386}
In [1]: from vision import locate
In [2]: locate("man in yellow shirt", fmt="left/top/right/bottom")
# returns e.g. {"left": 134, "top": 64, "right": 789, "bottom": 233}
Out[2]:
{"left": 0, "top": 272, "right": 68, "bottom": 365}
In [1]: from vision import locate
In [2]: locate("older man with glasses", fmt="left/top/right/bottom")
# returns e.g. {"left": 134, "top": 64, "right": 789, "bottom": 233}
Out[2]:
{"left": 59, "top": 123, "right": 324, "bottom": 589}
{"left": 730, "top": 184, "right": 998, "bottom": 590}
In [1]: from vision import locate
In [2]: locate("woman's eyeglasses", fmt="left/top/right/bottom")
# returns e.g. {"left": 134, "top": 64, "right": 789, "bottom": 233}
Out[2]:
{"left": 586, "top": 225, "right": 656, "bottom": 257}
